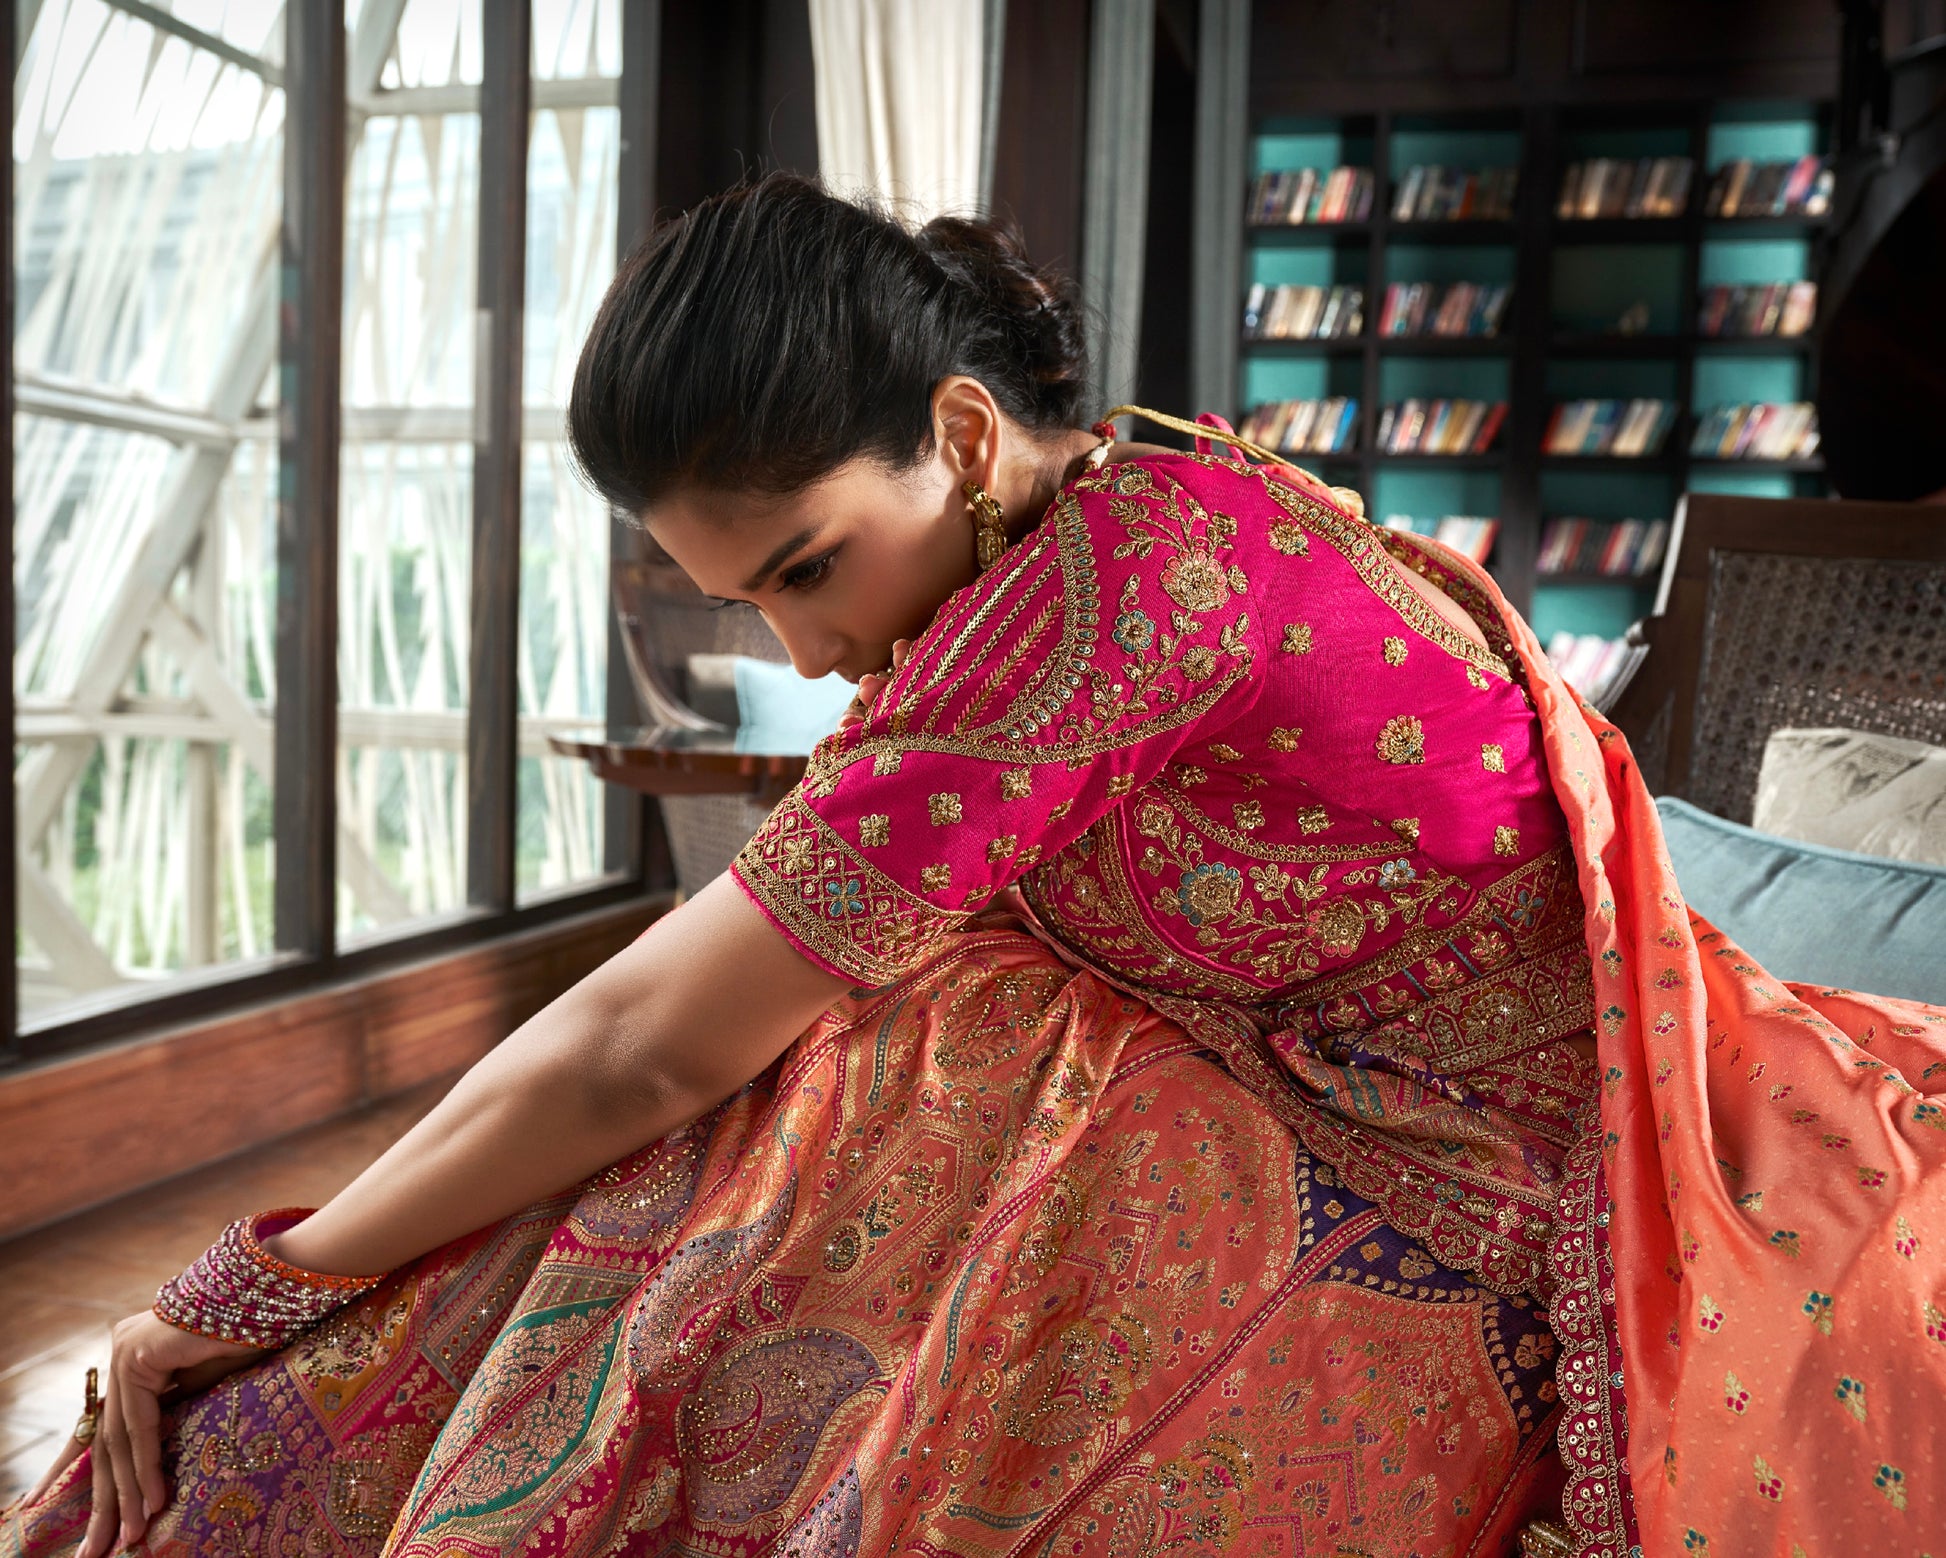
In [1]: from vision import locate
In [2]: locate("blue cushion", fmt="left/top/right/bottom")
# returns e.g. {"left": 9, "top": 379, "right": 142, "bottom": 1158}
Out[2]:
{"left": 1654, "top": 796, "right": 1946, "bottom": 1004}
{"left": 732, "top": 656, "right": 856, "bottom": 749}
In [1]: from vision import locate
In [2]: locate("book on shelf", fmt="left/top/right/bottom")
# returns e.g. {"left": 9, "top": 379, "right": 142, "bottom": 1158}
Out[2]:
{"left": 1246, "top": 165, "right": 1375, "bottom": 225}
{"left": 1243, "top": 283, "right": 1366, "bottom": 341}
{"left": 1375, "top": 398, "right": 1506, "bottom": 456}
{"left": 1543, "top": 399, "right": 1678, "bottom": 457}
{"left": 1390, "top": 165, "right": 1518, "bottom": 222}
{"left": 1545, "top": 632, "right": 1634, "bottom": 706}
{"left": 1556, "top": 157, "right": 1693, "bottom": 220}
{"left": 1704, "top": 155, "right": 1832, "bottom": 219}
{"left": 1688, "top": 402, "right": 1820, "bottom": 461}
{"left": 1537, "top": 517, "right": 1671, "bottom": 578}
{"left": 1381, "top": 514, "right": 1499, "bottom": 564}
{"left": 1696, "top": 281, "right": 1817, "bottom": 338}
{"left": 1239, "top": 398, "right": 1361, "bottom": 455}
{"left": 1375, "top": 281, "right": 1512, "bottom": 338}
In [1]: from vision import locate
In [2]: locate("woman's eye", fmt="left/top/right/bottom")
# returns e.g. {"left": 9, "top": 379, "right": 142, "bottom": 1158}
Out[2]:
{"left": 707, "top": 597, "right": 751, "bottom": 612}
{"left": 780, "top": 551, "right": 836, "bottom": 591}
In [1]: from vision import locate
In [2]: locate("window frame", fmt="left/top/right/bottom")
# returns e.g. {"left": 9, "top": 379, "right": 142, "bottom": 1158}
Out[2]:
{"left": 4, "top": 0, "right": 665, "bottom": 1067}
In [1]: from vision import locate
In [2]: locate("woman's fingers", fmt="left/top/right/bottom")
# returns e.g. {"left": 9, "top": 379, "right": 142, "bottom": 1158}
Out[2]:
{"left": 76, "top": 1420, "right": 118, "bottom": 1558}
{"left": 123, "top": 1359, "right": 168, "bottom": 1526}
{"left": 890, "top": 637, "right": 911, "bottom": 671}
{"left": 102, "top": 1371, "right": 148, "bottom": 1550}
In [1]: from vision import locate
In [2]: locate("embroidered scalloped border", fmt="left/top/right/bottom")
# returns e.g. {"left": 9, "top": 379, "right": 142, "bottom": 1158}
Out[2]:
{"left": 1546, "top": 1122, "right": 1638, "bottom": 1558}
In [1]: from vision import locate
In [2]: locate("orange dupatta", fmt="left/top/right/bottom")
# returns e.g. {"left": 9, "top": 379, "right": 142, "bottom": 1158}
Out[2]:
{"left": 1436, "top": 540, "right": 1946, "bottom": 1556}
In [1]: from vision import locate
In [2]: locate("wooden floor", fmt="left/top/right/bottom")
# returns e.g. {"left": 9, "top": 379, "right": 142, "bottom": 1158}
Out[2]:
{"left": 0, "top": 1078, "right": 448, "bottom": 1505}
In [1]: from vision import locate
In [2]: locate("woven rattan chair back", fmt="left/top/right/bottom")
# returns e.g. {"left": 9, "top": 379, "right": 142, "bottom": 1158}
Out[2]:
{"left": 1606, "top": 492, "right": 1946, "bottom": 822}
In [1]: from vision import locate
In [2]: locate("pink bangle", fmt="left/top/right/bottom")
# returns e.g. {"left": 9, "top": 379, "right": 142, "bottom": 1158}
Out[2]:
{"left": 153, "top": 1207, "right": 390, "bottom": 1350}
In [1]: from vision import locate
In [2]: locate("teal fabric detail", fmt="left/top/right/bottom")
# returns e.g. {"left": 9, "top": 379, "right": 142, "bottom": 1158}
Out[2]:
{"left": 733, "top": 656, "right": 855, "bottom": 745}
{"left": 1655, "top": 796, "right": 1946, "bottom": 1005}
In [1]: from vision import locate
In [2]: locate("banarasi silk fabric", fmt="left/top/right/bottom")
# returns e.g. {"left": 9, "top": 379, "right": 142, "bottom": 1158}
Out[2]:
{"left": 4, "top": 441, "right": 1942, "bottom": 1558}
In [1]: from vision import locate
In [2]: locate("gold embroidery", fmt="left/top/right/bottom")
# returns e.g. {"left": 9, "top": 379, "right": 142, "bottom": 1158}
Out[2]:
{"left": 1209, "top": 743, "right": 1242, "bottom": 762}
{"left": 860, "top": 814, "right": 890, "bottom": 848}
{"left": 1268, "top": 518, "right": 1309, "bottom": 556}
{"left": 1175, "top": 765, "right": 1208, "bottom": 786}
{"left": 986, "top": 835, "right": 1018, "bottom": 864}
{"left": 1281, "top": 623, "right": 1313, "bottom": 655}
{"left": 1106, "top": 775, "right": 1135, "bottom": 799}
{"left": 1048, "top": 799, "right": 1075, "bottom": 822}
{"left": 1482, "top": 743, "right": 1505, "bottom": 773}
{"left": 1383, "top": 636, "right": 1408, "bottom": 666}
{"left": 1001, "top": 767, "right": 1033, "bottom": 800}
{"left": 1466, "top": 665, "right": 1490, "bottom": 691}
{"left": 1392, "top": 817, "right": 1421, "bottom": 846}
{"left": 1159, "top": 550, "right": 1231, "bottom": 612}
{"left": 1495, "top": 825, "right": 1520, "bottom": 857}
{"left": 1181, "top": 646, "right": 1218, "bottom": 680}
{"left": 1297, "top": 805, "right": 1330, "bottom": 835}
{"left": 1268, "top": 727, "right": 1301, "bottom": 752}
{"left": 873, "top": 750, "right": 904, "bottom": 776}
{"left": 1155, "top": 780, "right": 1404, "bottom": 864}
{"left": 1234, "top": 800, "right": 1265, "bottom": 831}
{"left": 921, "top": 863, "right": 952, "bottom": 892}
{"left": 929, "top": 793, "right": 963, "bottom": 826}
{"left": 1253, "top": 470, "right": 1513, "bottom": 681}
{"left": 733, "top": 795, "right": 961, "bottom": 984}
{"left": 1375, "top": 715, "right": 1426, "bottom": 765}
{"left": 1016, "top": 844, "right": 1042, "bottom": 870}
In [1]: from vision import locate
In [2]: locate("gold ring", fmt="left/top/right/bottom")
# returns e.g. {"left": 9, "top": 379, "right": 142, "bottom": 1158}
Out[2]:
{"left": 73, "top": 1365, "right": 100, "bottom": 1445}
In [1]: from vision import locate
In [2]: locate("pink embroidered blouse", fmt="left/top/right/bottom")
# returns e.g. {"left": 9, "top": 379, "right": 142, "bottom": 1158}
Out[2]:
{"left": 734, "top": 448, "right": 1595, "bottom": 1290}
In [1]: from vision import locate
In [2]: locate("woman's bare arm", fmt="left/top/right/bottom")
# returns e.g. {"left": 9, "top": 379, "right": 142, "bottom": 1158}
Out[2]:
{"left": 266, "top": 871, "right": 853, "bottom": 1276}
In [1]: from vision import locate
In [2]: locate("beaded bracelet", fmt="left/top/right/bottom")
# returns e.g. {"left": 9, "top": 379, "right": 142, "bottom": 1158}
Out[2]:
{"left": 153, "top": 1208, "right": 390, "bottom": 1351}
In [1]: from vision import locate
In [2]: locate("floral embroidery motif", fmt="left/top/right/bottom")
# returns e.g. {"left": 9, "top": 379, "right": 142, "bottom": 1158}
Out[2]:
{"left": 1001, "top": 767, "right": 1032, "bottom": 800}
{"left": 1160, "top": 550, "right": 1232, "bottom": 612}
{"left": 1268, "top": 517, "right": 1309, "bottom": 555}
{"left": 1382, "top": 636, "right": 1408, "bottom": 665}
{"left": 1282, "top": 623, "right": 1314, "bottom": 654}
{"left": 986, "top": 836, "right": 1018, "bottom": 864}
{"left": 1874, "top": 1464, "right": 1907, "bottom": 1509}
{"left": 1106, "top": 775, "right": 1135, "bottom": 799}
{"left": 1177, "top": 864, "right": 1243, "bottom": 925}
{"left": 1375, "top": 715, "right": 1426, "bottom": 765}
{"left": 1466, "top": 665, "right": 1490, "bottom": 691}
{"left": 921, "top": 863, "right": 952, "bottom": 893}
{"left": 1112, "top": 609, "right": 1156, "bottom": 653}
{"left": 1234, "top": 801, "right": 1265, "bottom": 831}
{"left": 860, "top": 814, "right": 890, "bottom": 848}
{"left": 1494, "top": 825, "right": 1520, "bottom": 857}
{"left": 1392, "top": 817, "right": 1420, "bottom": 846}
{"left": 1482, "top": 744, "right": 1505, "bottom": 773}
{"left": 1210, "top": 742, "right": 1242, "bottom": 762}
{"left": 1297, "top": 805, "right": 1330, "bottom": 834}
{"left": 1834, "top": 1375, "right": 1867, "bottom": 1422}
{"left": 873, "top": 751, "right": 903, "bottom": 776}
{"left": 1724, "top": 1371, "right": 1749, "bottom": 1412}
{"left": 1752, "top": 1453, "right": 1783, "bottom": 1500}
{"left": 929, "top": 793, "right": 963, "bottom": 826}
{"left": 1269, "top": 726, "right": 1302, "bottom": 752}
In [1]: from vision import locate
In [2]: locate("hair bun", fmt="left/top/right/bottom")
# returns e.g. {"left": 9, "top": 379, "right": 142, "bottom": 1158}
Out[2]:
{"left": 917, "top": 215, "right": 1088, "bottom": 424}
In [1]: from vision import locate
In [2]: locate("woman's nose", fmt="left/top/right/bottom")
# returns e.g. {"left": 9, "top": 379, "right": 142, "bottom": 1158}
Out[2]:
{"left": 779, "top": 628, "right": 848, "bottom": 683}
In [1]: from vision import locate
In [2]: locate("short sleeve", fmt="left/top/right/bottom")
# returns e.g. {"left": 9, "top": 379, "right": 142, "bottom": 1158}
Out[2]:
{"left": 731, "top": 458, "right": 1266, "bottom": 985}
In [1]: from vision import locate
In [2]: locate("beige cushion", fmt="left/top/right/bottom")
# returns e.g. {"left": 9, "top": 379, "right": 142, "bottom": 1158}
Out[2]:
{"left": 1753, "top": 727, "right": 1946, "bottom": 867}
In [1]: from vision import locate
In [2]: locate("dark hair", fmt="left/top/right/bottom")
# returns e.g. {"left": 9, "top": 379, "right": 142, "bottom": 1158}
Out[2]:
{"left": 566, "top": 173, "right": 1089, "bottom": 514}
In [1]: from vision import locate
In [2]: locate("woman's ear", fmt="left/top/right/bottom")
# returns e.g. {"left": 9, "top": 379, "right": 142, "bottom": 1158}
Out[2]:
{"left": 930, "top": 375, "right": 1005, "bottom": 490}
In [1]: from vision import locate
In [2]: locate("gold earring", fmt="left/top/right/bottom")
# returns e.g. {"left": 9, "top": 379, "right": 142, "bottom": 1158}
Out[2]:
{"left": 964, "top": 479, "right": 1007, "bottom": 571}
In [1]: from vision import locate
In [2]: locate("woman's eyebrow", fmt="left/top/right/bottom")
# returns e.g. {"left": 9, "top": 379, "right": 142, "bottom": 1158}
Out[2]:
{"left": 741, "top": 524, "right": 824, "bottom": 593}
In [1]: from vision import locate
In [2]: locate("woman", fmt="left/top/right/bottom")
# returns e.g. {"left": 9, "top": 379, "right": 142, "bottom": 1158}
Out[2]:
{"left": 7, "top": 175, "right": 1942, "bottom": 1558}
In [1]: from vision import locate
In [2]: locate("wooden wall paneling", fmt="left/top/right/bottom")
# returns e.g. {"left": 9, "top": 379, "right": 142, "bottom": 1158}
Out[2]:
{"left": 991, "top": 0, "right": 1092, "bottom": 271}
{"left": 1571, "top": 0, "right": 1843, "bottom": 85}
{"left": 0, "top": 899, "right": 663, "bottom": 1241}
{"left": 467, "top": 0, "right": 532, "bottom": 913}
{"left": 1137, "top": 1, "right": 1199, "bottom": 424}
{"left": 655, "top": 0, "right": 819, "bottom": 215}
{"left": 274, "top": 0, "right": 347, "bottom": 960}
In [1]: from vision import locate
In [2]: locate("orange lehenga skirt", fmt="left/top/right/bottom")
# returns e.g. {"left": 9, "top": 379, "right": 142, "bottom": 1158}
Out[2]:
{"left": 5, "top": 546, "right": 1943, "bottom": 1558}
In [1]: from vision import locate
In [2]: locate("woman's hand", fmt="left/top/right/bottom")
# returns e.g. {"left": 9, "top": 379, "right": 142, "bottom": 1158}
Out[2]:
{"left": 838, "top": 637, "right": 911, "bottom": 732}
{"left": 67, "top": 1312, "right": 260, "bottom": 1558}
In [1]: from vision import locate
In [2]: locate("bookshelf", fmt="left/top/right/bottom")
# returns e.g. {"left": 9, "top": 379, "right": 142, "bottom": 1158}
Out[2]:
{"left": 1230, "top": 100, "right": 1831, "bottom": 661}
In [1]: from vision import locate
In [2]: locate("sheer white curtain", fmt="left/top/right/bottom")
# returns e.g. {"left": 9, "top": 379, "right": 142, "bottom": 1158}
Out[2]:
{"left": 808, "top": 0, "right": 990, "bottom": 221}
